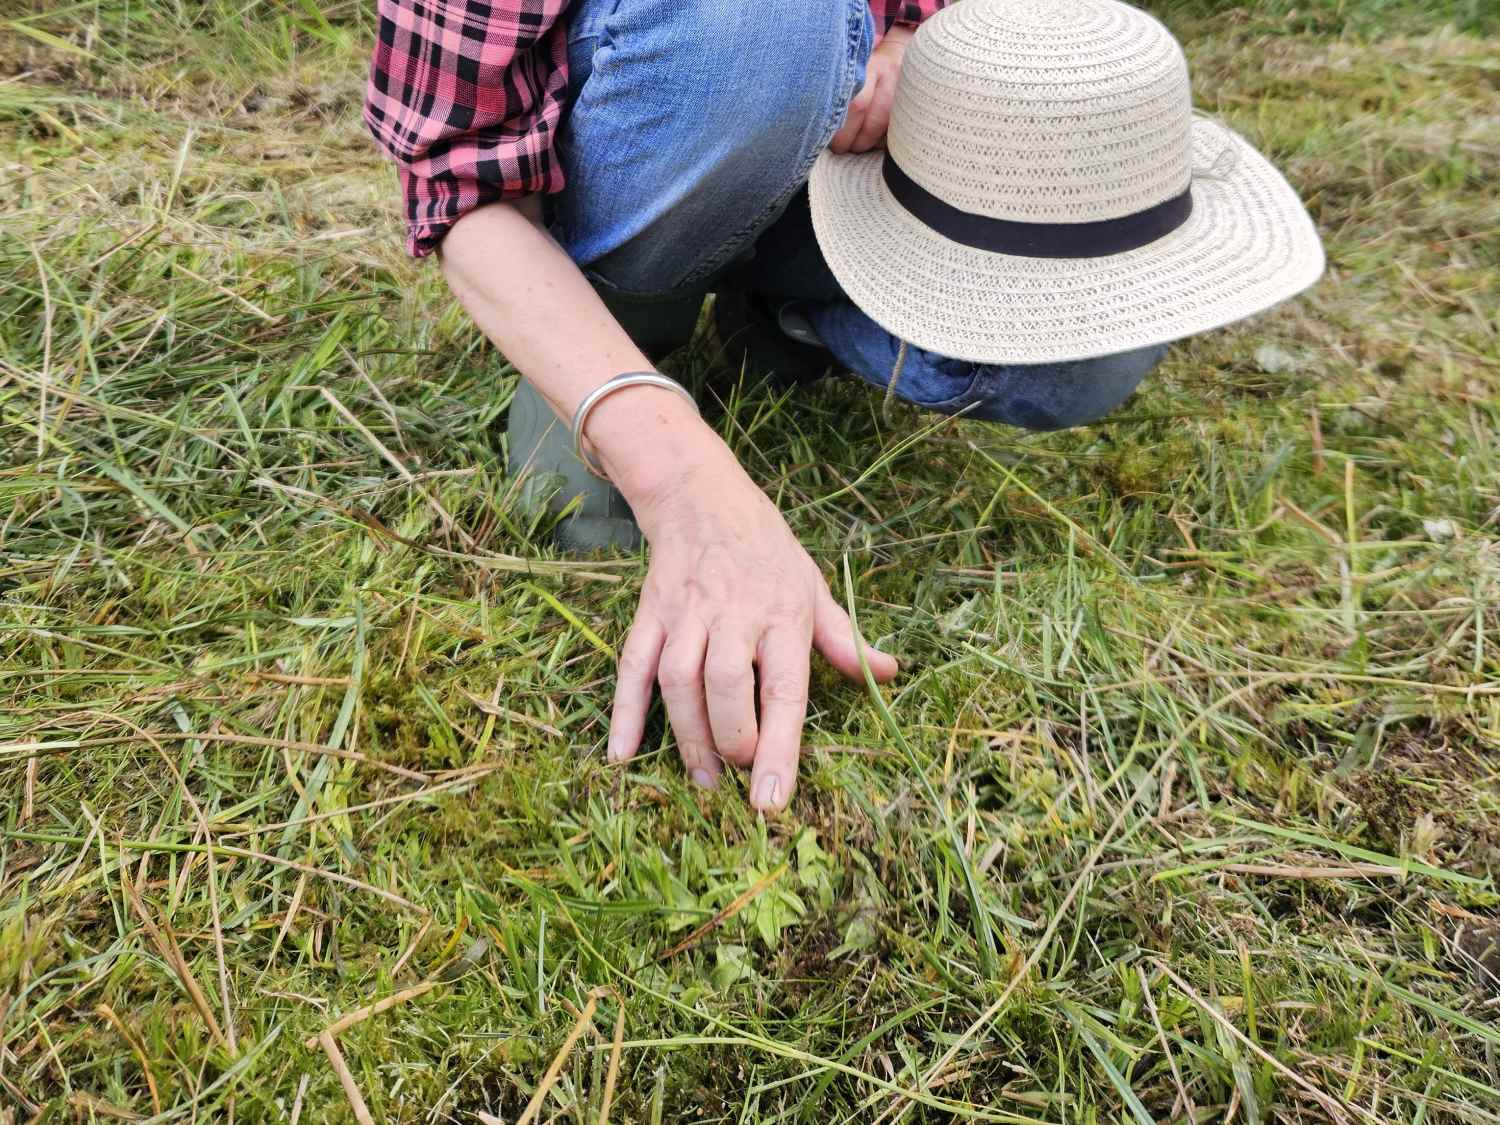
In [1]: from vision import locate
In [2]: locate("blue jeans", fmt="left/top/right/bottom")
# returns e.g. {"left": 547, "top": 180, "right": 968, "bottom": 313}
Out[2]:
{"left": 549, "top": 0, "right": 1164, "bottom": 431}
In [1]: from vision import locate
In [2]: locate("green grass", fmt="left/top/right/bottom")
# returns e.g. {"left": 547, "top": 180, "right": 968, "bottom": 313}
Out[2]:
{"left": 2, "top": 0, "right": 1498, "bottom": 1120}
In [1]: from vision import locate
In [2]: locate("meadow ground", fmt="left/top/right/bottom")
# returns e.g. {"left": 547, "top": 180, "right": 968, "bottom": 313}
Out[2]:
{"left": 2, "top": 0, "right": 1499, "bottom": 1120}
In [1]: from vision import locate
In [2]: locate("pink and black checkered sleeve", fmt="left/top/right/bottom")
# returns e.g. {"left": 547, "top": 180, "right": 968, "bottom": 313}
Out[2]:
{"left": 366, "top": 0, "right": 951, "bottom": 259}
{"left": 365, "top": 0, "right": 571, "bottom": 258}
{"left": 871, "top": 0, "right": 950, "bottom": 30}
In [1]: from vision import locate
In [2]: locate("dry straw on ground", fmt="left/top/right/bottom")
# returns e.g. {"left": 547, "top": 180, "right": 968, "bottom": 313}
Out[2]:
{"left": 2, "top": 0, "right": 1498, "bottom": 1120}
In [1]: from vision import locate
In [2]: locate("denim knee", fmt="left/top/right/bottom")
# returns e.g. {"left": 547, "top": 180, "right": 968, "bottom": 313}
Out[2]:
{"left": 554, "top": 0, "right": 871, "bottom": 293}
{"left": 962, "top": 345, "right": 1167, "bottom": 430}
{"left": 658, "top": 1, "right": 864, "bottom": 134}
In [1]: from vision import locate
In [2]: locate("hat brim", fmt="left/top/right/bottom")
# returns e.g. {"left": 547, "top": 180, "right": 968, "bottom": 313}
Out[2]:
{"left": 808, "top": 122, "right": 1325, "bottom": 365}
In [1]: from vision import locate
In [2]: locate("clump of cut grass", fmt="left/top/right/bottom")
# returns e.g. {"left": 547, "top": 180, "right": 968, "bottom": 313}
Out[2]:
{"left": 2, "top": 0, "right": 1498, "bottom": 1120}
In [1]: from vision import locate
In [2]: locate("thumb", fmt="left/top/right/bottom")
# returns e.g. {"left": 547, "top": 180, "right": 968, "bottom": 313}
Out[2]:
{"left": 812, "top": 591, "right": 898, "bottom": 684}
{"left": 849, "top": 71, "right": 878, "bottom": 111}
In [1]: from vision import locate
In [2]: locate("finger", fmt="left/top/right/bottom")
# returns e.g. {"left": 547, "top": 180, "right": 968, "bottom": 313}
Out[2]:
{"left": 851, "top": 88, "right": 893, "bottom": 153}
{"left": 829, "top": 107, "right": 862, "bottom": 155}
{"left": 609, "top": 615, "right": 665, "bottom": 764}
{"left": 656, "top": 626, "right": 722, "bottom": 789}
{"left": 703, "top": 628, "right": 758, "bottom": 769}
{"left": 748, "top": 625, "right": 812, "bottom": 814}
{"left": 830, "top": 75, "right": 877, "bottom": 155}
{"left": 812, "top": 590, "right": 899, "bottom": 684}
{"left": 849, "top": 73, "right": 877, "bottom": 112}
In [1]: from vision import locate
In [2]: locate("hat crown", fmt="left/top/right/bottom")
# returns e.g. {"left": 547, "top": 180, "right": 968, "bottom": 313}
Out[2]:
{"left": 888, "top": 0, "right": 1194, "bottom": 224}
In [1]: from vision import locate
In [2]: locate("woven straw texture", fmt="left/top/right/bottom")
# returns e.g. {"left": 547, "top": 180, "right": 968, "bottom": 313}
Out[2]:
{"left": 809, "top": 0, "right": 1325, "bottom": 365}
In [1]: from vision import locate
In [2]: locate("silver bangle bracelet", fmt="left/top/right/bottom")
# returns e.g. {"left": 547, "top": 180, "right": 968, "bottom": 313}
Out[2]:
{"left": 570, "top": 371, "right": 699, "bottom": 479}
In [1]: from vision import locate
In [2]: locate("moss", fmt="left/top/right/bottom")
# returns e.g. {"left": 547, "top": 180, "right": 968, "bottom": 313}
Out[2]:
{"left": 3, "top": 0, "right": 1499, "bottom": 1119}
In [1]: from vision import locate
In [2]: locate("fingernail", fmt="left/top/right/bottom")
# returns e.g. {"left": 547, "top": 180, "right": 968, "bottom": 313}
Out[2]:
{"left": 754, "top": 776, "right": 781, "bottom": 810}
{"left": 606, "top": 737, "right": 623, "bottom": 763}
{"left": 691, "top": 768, "right": 715, "bottom": 789}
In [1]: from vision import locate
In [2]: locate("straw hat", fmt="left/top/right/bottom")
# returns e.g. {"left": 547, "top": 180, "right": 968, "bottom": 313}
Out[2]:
{"left": 809, "top": 0, "right": 1324, "bottom": 365}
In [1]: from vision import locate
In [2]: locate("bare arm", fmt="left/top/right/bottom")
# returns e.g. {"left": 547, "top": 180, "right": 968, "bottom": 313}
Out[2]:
{"left": 440, "top": 199, "right": 896, "bottom": 812}
{"left": 441, "top": 197, "right": 681, "bottom": 452}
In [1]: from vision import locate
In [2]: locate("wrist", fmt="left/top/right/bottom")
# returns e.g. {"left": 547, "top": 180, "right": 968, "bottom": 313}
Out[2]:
{"left": 585, "top": 386, "right": 739, "bottom": 520}
{"left": 879, "top": 22, "right": 916, "bottom": 47}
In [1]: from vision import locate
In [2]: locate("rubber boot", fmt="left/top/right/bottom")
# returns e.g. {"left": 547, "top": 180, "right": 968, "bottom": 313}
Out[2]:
{"left": 506, "top": 287, "right": 706, "bottom": 554}
{"left": 507, "top": 378, "right": 644, "bottom": 553}
{"left": 713, "top": 291, "right": 831, "bottom": 388}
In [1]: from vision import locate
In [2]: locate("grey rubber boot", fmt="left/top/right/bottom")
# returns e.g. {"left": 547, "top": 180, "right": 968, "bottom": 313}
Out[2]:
{"left": 506, "top": 286, "right": 706, "bottom": 554}
{"left": 507, "top": 378, "right": 644, "bottom": 554}
{"left": 713, "top": 291, "right": 830, "bottom": 388}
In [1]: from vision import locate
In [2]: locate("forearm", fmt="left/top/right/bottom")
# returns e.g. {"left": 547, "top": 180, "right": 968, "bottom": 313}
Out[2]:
{"left": 441, "top": 201, "right": 894, "bottom": 814}
{"left": 439, "top": 199, "right": 735, "bottom": 515}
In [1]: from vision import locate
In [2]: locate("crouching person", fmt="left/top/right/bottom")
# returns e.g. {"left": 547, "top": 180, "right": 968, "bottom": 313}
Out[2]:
{"left": 364, "top": 0, "right": 1322, "bottom": 811}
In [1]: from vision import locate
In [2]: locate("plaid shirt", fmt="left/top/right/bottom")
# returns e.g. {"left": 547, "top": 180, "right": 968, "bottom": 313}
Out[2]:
{"left": 366, "top": 0, "right": 950, "bottom": 257}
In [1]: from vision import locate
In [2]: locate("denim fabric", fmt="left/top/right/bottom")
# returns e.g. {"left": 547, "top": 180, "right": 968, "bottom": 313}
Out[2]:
{"left": 807, "top": 300, "right": 1168, "bottom": 429}
{"left": 550, "top": 0, "right": 1163, "bottom": 430}
{"left": 554, "top": 0, "right": 872, "bottom": 292}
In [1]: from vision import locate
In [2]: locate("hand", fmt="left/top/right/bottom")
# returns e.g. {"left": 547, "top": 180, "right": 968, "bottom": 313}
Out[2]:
{"left": 440, "top": 209, "right": 896, "bottom": 814}
{"left": 604, "top": 435, "right": 898, "bottom": 813}
{"left": 830, "top": 24, "right": 914, "bottom": 155}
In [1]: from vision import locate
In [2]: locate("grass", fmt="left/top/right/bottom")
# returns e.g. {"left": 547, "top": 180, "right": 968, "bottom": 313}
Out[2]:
{"left": 1, "top": 0, "right": 1498, "bottom": 1120}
